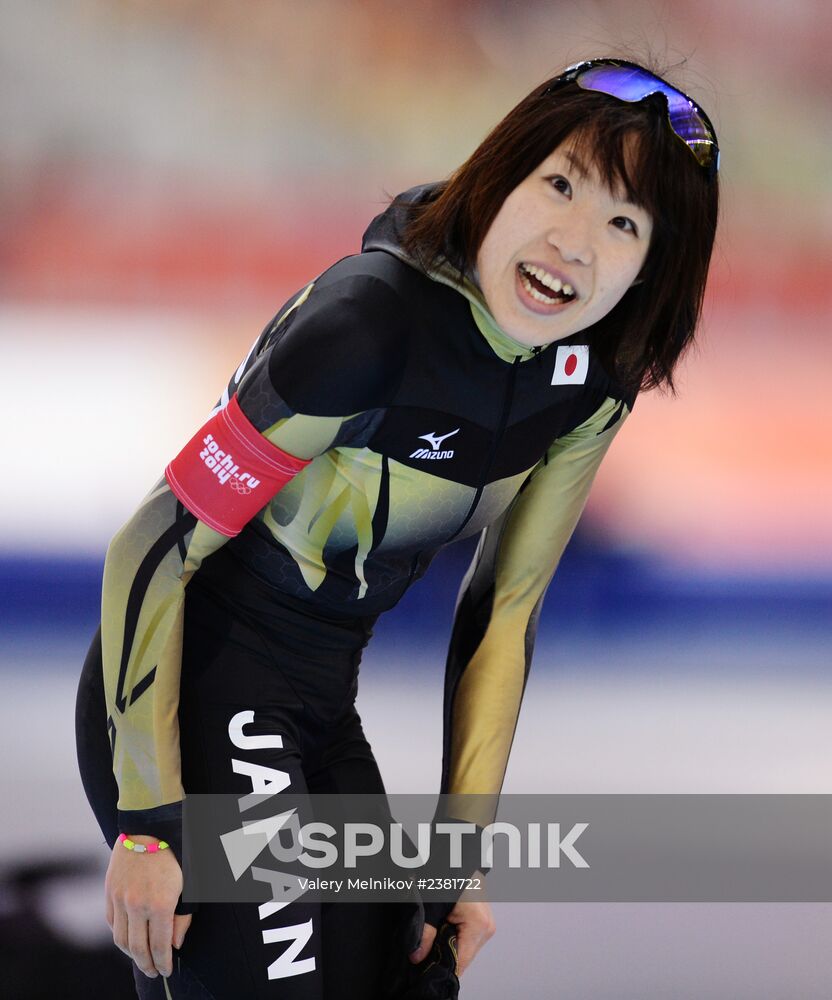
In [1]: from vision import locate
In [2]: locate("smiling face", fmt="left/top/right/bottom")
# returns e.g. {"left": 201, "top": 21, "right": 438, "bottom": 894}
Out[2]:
{"left": 474, "top": 136, "right": 654, "bottom": 348}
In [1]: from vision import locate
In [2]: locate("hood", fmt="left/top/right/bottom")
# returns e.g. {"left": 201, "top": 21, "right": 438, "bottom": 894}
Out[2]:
{"left": 361, "top": 184, "right": 542, "bottom": 362}
{"left": 361, "top": 182, "right": 439, "bottom": 261}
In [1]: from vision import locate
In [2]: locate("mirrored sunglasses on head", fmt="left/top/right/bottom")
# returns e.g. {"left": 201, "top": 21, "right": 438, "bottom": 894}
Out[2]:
{"left": 545, "top": 58, "right": 720, "bottom": 180}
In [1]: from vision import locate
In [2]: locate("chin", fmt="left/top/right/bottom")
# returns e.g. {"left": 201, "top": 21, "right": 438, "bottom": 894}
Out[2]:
{"left": 514, "top": 321, "right": 574, "bottom": 348}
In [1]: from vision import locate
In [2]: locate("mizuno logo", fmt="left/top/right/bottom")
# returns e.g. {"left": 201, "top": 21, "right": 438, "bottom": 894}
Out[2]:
{"left": 419, "top": 429, "right": 459, "bottom": 450}
{"left": 409, "top": 428, "right": 459, "bottom": 460}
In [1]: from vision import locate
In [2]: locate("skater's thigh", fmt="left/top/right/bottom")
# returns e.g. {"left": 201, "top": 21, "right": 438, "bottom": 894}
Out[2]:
{"left": 163, "top": 589, "right": 325, "bottom": 999}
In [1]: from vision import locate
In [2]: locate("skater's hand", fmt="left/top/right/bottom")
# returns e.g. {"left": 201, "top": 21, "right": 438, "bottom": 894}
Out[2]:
{"left": 410, "top": 898, "right": 495, "bottom": 976}
{"left": 105, "top": 834, "right": 192, "bottom": 979}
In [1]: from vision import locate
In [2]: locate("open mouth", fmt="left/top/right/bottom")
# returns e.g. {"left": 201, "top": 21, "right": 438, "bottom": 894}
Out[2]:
{"left": 517, "top": 263, "right": 577, "bottom": 306}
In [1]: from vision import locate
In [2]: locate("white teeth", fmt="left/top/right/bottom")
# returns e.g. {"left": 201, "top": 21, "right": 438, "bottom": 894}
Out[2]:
{"left": 519, "top": 269, "right": 558, "bottom": 303}
{"left": 525, "top": 264, "right": 562, "bottom": 292}
{"left": 519, "top": 263, "right": 576, "bottom": 299}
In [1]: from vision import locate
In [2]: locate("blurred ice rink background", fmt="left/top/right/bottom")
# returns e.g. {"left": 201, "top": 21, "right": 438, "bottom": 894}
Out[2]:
{"left": 1, "top": 1, "right": 830, "bottom": 997}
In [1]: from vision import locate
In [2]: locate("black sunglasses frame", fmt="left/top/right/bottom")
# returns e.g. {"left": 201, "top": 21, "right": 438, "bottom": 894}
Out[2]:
{"left": 543, "top": 59, "right": 720, "bottom": 181}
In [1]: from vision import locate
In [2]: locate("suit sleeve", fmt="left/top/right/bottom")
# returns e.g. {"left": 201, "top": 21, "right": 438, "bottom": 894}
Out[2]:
{"left": 439, "top": 395, "right": 631, "bottom": 828}
{"left": 101, "top": 272, "right": 407, "bottom": 851}
{"left": 101, "top": 420, "right": 336, "bottom": 844}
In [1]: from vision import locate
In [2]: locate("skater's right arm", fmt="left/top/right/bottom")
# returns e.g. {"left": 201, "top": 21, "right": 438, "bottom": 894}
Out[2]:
{"left": 102, "top": 270, "right": 407, "bottom": 849}
{"left": 99, "top": 421, "right": 317, "bottom": 981}
{"left": 100, "top": 271, "right": 409, "bottom": 976}
{"left": 100, "top": 418, "right": 314, "bottom": 849}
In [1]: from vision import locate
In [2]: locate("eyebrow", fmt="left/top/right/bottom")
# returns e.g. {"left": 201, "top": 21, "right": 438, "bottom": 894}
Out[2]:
{"left": 562, "top": 149, "right": 591, "bottom": 179}
{"left": 561, "top": 146, "right": 647, "bottom": 213}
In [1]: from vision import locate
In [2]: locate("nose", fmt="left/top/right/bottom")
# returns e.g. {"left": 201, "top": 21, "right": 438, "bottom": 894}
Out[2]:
{"left": 546, "top": 211, "right": 594, "bottom": 266}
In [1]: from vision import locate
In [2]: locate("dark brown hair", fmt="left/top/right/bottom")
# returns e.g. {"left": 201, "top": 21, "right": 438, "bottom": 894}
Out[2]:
{"left": 397, "top": 75, "right": 719, "bottom": 393}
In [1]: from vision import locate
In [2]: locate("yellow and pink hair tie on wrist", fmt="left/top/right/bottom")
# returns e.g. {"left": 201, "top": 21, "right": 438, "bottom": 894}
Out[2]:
{"left": 118, "top": 833, "right": 170, "bottom": 854}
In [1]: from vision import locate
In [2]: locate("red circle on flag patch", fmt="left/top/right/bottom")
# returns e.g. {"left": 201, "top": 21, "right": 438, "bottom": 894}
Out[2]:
{"left": 564, "top": 353, "right": 578, "bottom": 377}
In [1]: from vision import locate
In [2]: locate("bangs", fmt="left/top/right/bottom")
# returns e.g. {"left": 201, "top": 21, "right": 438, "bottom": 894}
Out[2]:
{"left": 561, "top": 111, "right": 670, "bottom": 221}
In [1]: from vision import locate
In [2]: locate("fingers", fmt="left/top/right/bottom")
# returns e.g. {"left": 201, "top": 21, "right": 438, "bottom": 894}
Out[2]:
{"left": 408, "top": 921, "right": 437, "bottom": 964}
{"left": 447, "top": 902, "right": 496, "bottom": 976}
{"left": 110, "top": 901, "right": 185, "bottom": 978}
{"left": 454, "top": 922, "right": 493, "bottom": 976}
{"left": 149, "top": 909, "right": 174, "bottom": 978}
{"left": 112, "top": 905, "right": 130, "bottom": 959}
{"left": 127, "top": 907, "right": 158, "bottom": 979}
{"left": 173, "top": 913, "right": 192, "bottom": 950}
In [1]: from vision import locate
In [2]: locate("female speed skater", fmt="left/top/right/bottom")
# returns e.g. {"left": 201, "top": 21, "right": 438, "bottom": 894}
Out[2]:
{"left": 76, "top": 58, "right": 719, "bottom": 999}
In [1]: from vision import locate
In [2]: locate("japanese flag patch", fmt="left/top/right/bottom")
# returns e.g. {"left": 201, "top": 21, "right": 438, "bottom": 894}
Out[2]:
{"left": 551, "top": 344, "right": 589, "bottom": 385}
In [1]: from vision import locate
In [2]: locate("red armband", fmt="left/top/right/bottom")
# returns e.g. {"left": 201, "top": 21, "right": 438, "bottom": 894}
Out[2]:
{"left": 165, "top": 395, "right": 311, "bottom": 537}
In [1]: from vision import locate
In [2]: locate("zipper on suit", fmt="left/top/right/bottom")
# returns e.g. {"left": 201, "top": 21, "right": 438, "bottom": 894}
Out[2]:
{"left": 447, "top": 354, "right": 522, "bottom": 541}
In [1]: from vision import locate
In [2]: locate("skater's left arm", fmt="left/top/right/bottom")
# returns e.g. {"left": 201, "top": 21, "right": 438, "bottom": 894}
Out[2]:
{"left": 439, "top": 394, "right": 631, "bottom": 824}
{"left": 413, "top": 395, "right": 631, "bottom": 970}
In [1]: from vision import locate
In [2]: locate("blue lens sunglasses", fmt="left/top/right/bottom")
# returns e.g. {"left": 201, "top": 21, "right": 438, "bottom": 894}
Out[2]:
{"left": 545, "top": 59, "right": 720, "bottom": 180}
